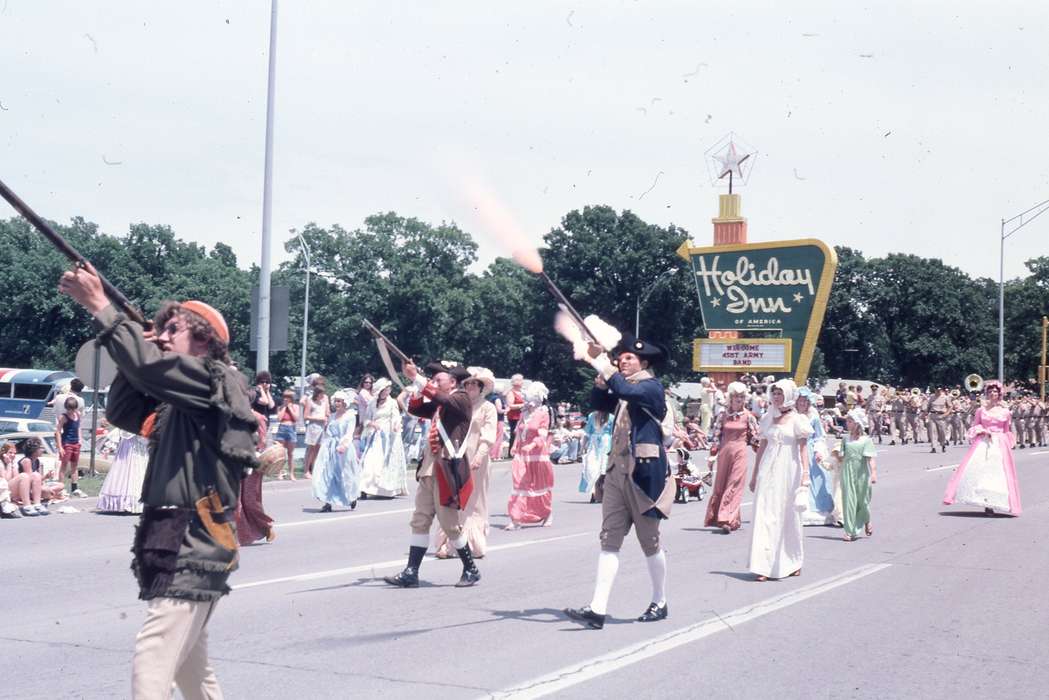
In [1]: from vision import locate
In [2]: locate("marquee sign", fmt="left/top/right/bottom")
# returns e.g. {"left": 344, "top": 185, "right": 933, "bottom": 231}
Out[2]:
{"left": 677, "top": 238, "right": 837, "bottom": 383}
{"left": 693, "top": 338, "right": 791, "bottom": 372}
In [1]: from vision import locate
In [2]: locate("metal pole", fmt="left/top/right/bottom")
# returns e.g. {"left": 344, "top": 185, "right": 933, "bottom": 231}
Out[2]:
{"left": 635, "top": 298, "right": 640, "bottom": 337}
{"left": 998, "top": 219, "right": 1005, "bottom": 384}
{"left": 89, "top": 345, "right": 100, "bottom": 477}
{"left": 298, "top": 237, "right": 310, "bottom": 397}
{"left": 256, "top": 0, "right": 279, "bottom": 372}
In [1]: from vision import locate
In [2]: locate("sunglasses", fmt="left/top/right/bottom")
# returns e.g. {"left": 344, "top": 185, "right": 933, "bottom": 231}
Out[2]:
{"left": 160, "top": 321, "right": 183, "bottom": 336}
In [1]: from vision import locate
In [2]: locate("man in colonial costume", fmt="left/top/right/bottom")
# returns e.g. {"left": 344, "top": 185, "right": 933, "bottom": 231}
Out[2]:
{"left": 384, "top": 359, "right": 480, "bottom": 588}
{"left": 565, "top": 336, "right": 675, "bottom": 630}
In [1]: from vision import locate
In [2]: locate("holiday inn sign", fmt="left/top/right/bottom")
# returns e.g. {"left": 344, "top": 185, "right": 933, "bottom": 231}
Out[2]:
{"left": 677, "top": 238, "right": 838, "bottom": 383}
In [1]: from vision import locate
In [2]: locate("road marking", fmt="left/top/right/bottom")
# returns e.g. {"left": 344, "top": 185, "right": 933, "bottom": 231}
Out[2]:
{"left": 278, "top": 508, "right": 414, "bottom": 529}
{"left": 1030, "top": 450, "right": 1049, "bottom": 455}
{"left": 925, "top": 464, "right": 958, "bottom": 472}
{"left": 490, "top": 562, "right": 891, "bottom": 699}
{"left": 234, "top": 532, "right": 591, "bottom": 590}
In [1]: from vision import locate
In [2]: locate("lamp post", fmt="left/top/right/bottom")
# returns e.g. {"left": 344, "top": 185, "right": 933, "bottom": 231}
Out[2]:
{"left": 999, "top": 197, "right": 1049, "bottom": 383}
{"left": 296, "top": 234, "right": 311, "bottom": 398}
{"left": 256, "top": 0, "right": 279, "bottom": 372}
{"left": 635, "top": 268, "right": 679, "bottom": 337}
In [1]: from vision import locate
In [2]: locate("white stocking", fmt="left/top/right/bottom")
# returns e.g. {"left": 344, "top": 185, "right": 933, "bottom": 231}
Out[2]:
{"left": 588, "top": 551, "right": 620, "bottom": 615}
{"left": 645, "top": 549, "right": 667, "bottom": 606}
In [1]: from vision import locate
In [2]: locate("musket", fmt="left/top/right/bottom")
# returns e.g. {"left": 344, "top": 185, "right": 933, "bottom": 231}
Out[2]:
{"left": 0, "top": 178, "right": 148, "bottom": 325}
{"left": 537, "top": 270, "right": 601, "bottom": 345}
{"left": 362, "top": 319, "right": 412, "bottom": 363}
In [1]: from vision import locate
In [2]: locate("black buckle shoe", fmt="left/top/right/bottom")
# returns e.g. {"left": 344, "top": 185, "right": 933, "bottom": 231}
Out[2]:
{"left": 564, "top": 606, "right": 606, "bottom": 629}
{"left": 456, "top": 568, "right": 481, "bottom": 588}
{"left": 637, "top": 602, "right": 668, "bottom": 622}
{"left": 384, "top": 567, "right": 419, "bottom": 588}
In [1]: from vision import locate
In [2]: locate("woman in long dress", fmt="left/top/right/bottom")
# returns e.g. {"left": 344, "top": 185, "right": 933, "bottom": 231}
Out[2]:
{"left": 836, "top": 408, "right": 878, "bottom": 541}
{"left": 359, "top": 378, "right": 408, "bottom": 498}
{"left": 96, "top": 429, "right": 148, "bottom": 514}
{"left": 312, "top": 391, "right": 361, "bottom": 512}
{"left": 505, "top": 382, "right": 554, "bottom": 530}
{"left": 748, "top": 379, "right": 813, "bottom": 581}
{"left": 236, "top": 411, "right": 276, "bottom": 544}
{"left": 578, "top": 410, "right": 612, "bottom": 503}
{"left": 705, "top": 382, "right": 759, "bottom": 533}
{"left": 797, "top": 388, "right": 835, "bottom": 526}
{"left": 435, "top": 367, "right": 499, "bottom": 558}
{"left": 943, "top": 381, "right": 1022, "bottom": 516}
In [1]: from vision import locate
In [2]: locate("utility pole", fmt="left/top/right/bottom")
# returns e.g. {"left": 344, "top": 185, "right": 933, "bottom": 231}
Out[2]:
{"left": 256, "top": 0, "right": 279, "bottom": 372}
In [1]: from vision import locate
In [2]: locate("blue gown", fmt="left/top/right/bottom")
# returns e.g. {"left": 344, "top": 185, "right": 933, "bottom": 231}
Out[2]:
{"left": 802, "top": 410, "right": 836, "bottom": 525}
{"left": 312, "top": 410, "right": 361, "bottom": 507}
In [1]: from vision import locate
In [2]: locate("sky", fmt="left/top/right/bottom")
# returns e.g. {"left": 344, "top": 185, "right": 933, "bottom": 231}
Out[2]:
{"left": 1, "top": 1, "right": 1047, "bottom": 283}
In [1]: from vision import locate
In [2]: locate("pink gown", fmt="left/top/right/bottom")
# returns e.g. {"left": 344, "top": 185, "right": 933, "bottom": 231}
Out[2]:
{"left": 943, "top": 406, "right": 1022, "bottom": 515}
{"left": 506, "top": 408, "right": 554, "bottom": 524}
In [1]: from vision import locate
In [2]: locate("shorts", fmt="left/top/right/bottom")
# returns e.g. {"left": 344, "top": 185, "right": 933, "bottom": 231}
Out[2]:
{"left": 304, "top": 423, "right": 324, "bottom": 446}
{"left": 276, "top": 424, "right": 297, "bottom": 444}
{"left": 61, "top": 442, "right": 81, "bottom": 464}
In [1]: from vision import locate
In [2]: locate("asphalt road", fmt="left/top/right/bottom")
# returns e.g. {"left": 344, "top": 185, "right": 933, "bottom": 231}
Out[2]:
{"left": 5, "top": 442, "right": 1048, "bottom": 699}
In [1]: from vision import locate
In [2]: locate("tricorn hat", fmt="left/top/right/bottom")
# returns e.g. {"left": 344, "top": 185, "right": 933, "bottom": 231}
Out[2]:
{"left": 424, "top": 359, "right": 472, "bottom": 382}
{"left": 613, "top": 334, "right": 668, "bottom": 365}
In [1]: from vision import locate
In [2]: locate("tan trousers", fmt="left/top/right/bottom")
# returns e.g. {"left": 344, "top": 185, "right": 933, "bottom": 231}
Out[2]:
{"left": 410, "top": 475, "right": 463, "bottom": 539}
{"left": 891, "top": 413, "right": 905, "bottom": 442}
{"left": 926, "top": 414, "right": 947, "bottom": 448}
{"left": 132, "top": 597, "right": 223, "bottom": 699}
{"left": 599, "top": 466, "right": 662, "bottom": 556}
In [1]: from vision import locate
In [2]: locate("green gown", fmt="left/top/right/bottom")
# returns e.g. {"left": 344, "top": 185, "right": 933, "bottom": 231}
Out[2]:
{"left": 840, "top": 435, "right": 876, "bottom": 537}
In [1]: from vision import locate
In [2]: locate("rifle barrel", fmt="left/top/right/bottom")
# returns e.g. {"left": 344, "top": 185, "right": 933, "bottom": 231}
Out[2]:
{"left": 0, "top": 178, "right": 147, "bottom": 325}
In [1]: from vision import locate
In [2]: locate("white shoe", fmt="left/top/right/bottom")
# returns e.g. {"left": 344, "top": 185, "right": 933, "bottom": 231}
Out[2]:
{"left": 35, "top": 504, "right": 50, "bottom": 515}
{"left": 71, "top": 489, "right": 87, "bottom": 498}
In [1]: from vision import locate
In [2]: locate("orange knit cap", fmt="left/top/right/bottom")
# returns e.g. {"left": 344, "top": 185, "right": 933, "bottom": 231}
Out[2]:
{"left": 180, "top": 300, "right": 230, "bottom": 345}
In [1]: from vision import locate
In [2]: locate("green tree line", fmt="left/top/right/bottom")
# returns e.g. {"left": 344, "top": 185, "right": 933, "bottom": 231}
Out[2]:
{"left": 0, "top": 209, "right": 1045, "bottom": 400}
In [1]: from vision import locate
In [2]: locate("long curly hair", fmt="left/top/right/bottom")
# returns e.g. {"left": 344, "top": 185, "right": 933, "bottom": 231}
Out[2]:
{"left": 154, "top": 301, "right": 230, "bottom": 363}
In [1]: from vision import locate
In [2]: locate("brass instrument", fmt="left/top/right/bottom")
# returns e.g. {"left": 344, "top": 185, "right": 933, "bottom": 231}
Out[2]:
{"left": 964, "top": 374, "right": 983, "bottom": 393}
{"left": 910, "top": 387, "right": 921, "bottom": 396}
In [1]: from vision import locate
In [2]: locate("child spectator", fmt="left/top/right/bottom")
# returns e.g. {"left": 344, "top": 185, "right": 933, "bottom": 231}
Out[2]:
{"left": 11, "top": 438, "right": 50, "bottom": 516}
{"left": 1, "top": 442, "right": 24, "bottom": 518}
{"left": 55, "top": 396, "right": 84, "bottom": 497}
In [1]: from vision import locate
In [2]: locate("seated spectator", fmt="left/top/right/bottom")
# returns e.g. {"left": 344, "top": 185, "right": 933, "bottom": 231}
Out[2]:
{"left": 4, "top": 439, "right": 49, "bottom": 516}
{"left": 0, "top": 442, "right": 23, "bottom": 518}
{"left": 549, "top": 420, "right": 582, "bottom": 464}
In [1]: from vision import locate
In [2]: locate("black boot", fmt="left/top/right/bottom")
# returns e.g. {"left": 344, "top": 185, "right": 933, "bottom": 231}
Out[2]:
{"left": 565, "top": 606, "right": 606, "bottom": 629}
{"left": 455, "top": 544, "right": 481, "bottom": 587}
{"left": 384, "top": 545, "right": 426, "bottom": 588}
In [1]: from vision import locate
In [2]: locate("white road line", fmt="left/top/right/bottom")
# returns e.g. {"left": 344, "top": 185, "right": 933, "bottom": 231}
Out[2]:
{"left": 491, "top": 562, "right": 891, "bottom": 699}
{"left": 233, "top": 532, "right": 591, "bottom": 590}
{"left": 1030, "top": 450, "right": 1049, "bottom": 455}
{"left": 278, "top": 508, "right": 414, "bottom": 529}
{"left": 925, "top": 464, "right": 959, "bottom": 472}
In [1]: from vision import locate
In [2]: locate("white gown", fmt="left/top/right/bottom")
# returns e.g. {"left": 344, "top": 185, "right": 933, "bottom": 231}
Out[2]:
{"left": 359, "top": 398, "right": 408, "bottom": 497}
{"left": 749, "top": 413, "right": 814, "bottom": 579}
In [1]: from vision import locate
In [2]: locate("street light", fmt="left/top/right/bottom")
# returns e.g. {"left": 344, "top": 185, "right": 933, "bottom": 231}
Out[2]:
{"left": 636, "top": 268, "right": 680, "bottom": 337}
{"left": 296, "top": 233, "right": 311, "bottom": 398}
{"left": 999, "top": 197, "right": 1049, "bottom": 383}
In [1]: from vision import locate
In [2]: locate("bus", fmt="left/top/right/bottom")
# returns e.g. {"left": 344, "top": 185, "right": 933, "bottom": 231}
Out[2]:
{"left": 0, "top": 368, "right": 77, "bottom": 419}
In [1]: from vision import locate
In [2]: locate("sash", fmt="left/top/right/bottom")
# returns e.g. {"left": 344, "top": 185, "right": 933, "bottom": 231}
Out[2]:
{"left": 432, "top": 415, "right": 474, "bottom": 510}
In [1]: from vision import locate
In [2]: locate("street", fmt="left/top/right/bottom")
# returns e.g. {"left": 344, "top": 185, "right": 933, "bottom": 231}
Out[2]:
{"left": 5, "top": 444, "right": 1048, "bottom": 699}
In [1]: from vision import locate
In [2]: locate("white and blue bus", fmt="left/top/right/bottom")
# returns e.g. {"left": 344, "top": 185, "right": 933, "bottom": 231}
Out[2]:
{"left": 0, "top": 368, "right": 77, "bottom": 419}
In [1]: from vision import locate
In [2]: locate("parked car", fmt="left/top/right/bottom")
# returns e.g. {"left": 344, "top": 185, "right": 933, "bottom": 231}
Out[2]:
{"left": 0, "top": 418, "right": 54, "bottom": 434}
{"left": 0, "top": 431, "right": 113, "bottom": 474}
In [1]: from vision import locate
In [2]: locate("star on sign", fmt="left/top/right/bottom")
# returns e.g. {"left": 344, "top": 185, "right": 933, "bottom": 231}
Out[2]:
{"left": 714, "top": 141, "right": 752, "bottom": 180}
{"left": 710, "top": 298, "right": 721, "bottom": 307}
{"left": 792, "top": 293, "right": 805, "bottom": 303}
